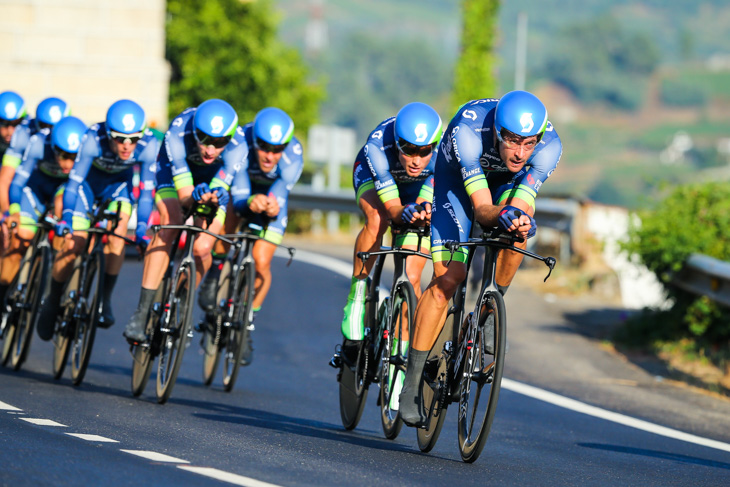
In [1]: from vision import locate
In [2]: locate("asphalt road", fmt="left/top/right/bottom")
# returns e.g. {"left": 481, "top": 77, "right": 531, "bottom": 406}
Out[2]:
{"left": 1, "top": 241, "right": 729, "bottom": 486}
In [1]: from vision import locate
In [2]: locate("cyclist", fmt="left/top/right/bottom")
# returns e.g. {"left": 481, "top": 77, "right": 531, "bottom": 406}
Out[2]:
{"left": 198, "top": 107, "right": 303, "bottom": 366}
{"left": 397, "top": 90, "right": 563, "bottom": 426}
{"left": 334, "top": 102, "right": 441, "bottom": 405}
{"left": 0, "top": 116, "right": 87, "bottom": 307}
{"left": 1, "top": 97, "right": 70, "bottom": 214}
{"left": 123, "top": 98, "right": 246, "bottom": 343}
{"left": 35, "top": 100, "right": 159, "bottom": 340}
{"left": 0, "top": 91, "right": 27, "bottom": 160}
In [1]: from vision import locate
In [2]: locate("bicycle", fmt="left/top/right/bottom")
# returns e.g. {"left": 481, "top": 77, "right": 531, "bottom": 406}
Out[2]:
{"left": 51, "top": 200, "right": 135, "bottom": 386}
{"left": 200, "top": 220, "right": 295, "bottom": 392}
{"left": 415, "top": 225, "right": 555, "bottom": 463}
{"left": 0, "top": 213, "right": 55, "bottom": 370}
{"left": 129, "top": 202, "right": 233, "bottom": 404}
{"left": 332, "top": 217, "right": 430, "bottom": 439}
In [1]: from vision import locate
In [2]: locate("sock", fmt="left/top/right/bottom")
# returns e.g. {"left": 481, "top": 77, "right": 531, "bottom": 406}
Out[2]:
{"left": 0, "top": 283, "right": 9, "bottom": 305}
{"left": 103, "top": 273, "right": 118, "bottom": 306}
{"left": 135, "top": 287, "right": 157, "bottom": 314}
{"left": 497, "top": 284, "right": 509, "bottom": 296}
{"left": 398, "top": 349, "right": 429, "bottom": 422}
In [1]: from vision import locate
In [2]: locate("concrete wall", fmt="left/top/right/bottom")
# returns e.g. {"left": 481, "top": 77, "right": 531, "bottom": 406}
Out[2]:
{"left": 0, "top": 0, "right": 170, "bottom": 128}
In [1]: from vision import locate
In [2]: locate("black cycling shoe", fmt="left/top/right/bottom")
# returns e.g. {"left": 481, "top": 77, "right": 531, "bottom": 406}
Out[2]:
{"left": 239, "top": 331, "right": 254, "bottom": 366}
{"left": 36, "top": 298, "right": 61, "bottom": 341}
{"left": 340, "top": 339, "right": 363, "bottom": 369}
{"left": 97, "top": 301, "right": 115, "bottom": 329}
{"left": 198, "top": 270, "right": 219, "bottom": 312}
{"left": 123, "top": 309, "right": 147, "bottom": 343}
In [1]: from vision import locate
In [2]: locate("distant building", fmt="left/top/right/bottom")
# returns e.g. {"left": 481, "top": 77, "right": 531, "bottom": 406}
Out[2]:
{"left": 0, "top": 0, "right": 170, "bottom": 127}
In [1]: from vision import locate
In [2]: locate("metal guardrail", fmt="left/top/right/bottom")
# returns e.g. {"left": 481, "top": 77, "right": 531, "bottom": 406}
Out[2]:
{"left": 673, "top": 254, "right": 730, "bottom": 307}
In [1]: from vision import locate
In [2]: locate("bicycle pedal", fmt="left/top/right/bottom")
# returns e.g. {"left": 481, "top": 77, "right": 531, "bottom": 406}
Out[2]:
{"left": 246, "top": 323, "right": 255, "bottom": 331}
{"left": 329, "top": 344, "right": 342, "bottom": 369}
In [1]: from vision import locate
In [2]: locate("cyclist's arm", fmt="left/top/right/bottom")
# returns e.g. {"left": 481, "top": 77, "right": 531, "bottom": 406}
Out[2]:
{"left": 0, "top": 127, "right": 30, "bottom": 213}
{"left": 61, "top": 130, "right": 96, "bottom": 224}
{"left": 7, "top": 138, "right": 43, "bottom": 215}
{"left": 136, "top": 136, "right": 159, "bottom": 227}
{"left": 263, "top": 144, "right": 303, "bottom": 217}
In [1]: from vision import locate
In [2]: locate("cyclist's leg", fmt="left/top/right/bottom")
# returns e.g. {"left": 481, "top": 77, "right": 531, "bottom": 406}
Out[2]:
{"left": 95, "top": 177, "right": 133, "bottom": 327}
{"left": 399, "top": 157, "right": 473, "bottom": 426}
{"left": 191, "top": 207, "right": 225, "bottom": 287}
{"left": 341, "top": 186, "right": 388, "bottom": 346}
{"left": 199, "top": 205, "right": 237, "bottom": 312}
{"left": 0, "top": 189, "right": 41, "bottom": 302}
{"left": 124, "top": 192, "right": 182, "bottom": 341}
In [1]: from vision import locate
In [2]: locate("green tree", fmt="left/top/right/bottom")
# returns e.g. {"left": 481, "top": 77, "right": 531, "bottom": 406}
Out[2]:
{"left": 452, "top": 0, "right": 499, "bottom": 110}
{"left": 166, "top": 0, "right": 322, "bottom": 133}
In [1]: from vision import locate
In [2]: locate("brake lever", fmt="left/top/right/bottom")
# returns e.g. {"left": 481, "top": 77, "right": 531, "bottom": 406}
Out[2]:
{"left": 543, "top": 256, "right": 556, "bottom": 282}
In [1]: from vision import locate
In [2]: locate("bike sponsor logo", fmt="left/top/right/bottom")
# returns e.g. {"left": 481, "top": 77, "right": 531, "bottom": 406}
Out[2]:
{"left": 292, "top": 142, "right": 302, "bottom": 155}
{"left": 49, "top": 105, "right": 63, "bottom": 123}
{"left": 122, "top": 114, "right": 137, "bottom": 132}
{"left": 414, "top": 123, "right": 428, "bottom": 143}
{"left": 374, "top": 179, "right": 393, "bottom": 190}
{"left": 442, "top": 202, "right": 465, "bottom": 235}
{"left": 371, "top": 130, "right": 383, "bottom": 140}
{"left": 2, "top": 102, "right": 18, "bottom": 119}
{"left": 462, "top": 110, "right": 477, "bottom": 121}
{"left": 479, "top": 153, "right": 507, "bottom": 171}
{"left": 519, "top": 112, "right": 534, "bottom": 133}
{"left": 461, "top": 166, "right": 482, "bottom": 180}
{"left": 269, "top": 124, "right": 283, "bottom": 143}
{"left": 66, "top": 133, "right": 80, "bottom": 151}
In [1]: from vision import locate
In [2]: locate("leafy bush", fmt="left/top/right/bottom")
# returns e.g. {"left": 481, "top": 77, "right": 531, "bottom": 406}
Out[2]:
{"left": 621, "top": 182, "right": 730, "bottom": 344}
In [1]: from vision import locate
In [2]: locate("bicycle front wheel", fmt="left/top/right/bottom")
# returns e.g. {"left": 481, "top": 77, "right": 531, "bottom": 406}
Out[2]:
{"left": 52, "top": 263, "right": 82, "bottom": 380}
{"left": 202, "top": 259, "right": 230, "bottom": 386}
{"left": 11, "top": 245, "right": 50, "bottom": 370}
{"left": 156, "top": 261, "right": 195, "bottom": 404}
{"left": 379, "top": 282, "right": 415, "bottom": 440}
{"left": 457, "top": 290, "right": 506, "bottom": 463}
{"left": 70, "top": 252, "right": 103, "bottom": 386}
{"left": 222, "top": 259, "right": 254, "bottom": 392}
{"left": 131, "top": 284, "right": 164, "bottom": 397}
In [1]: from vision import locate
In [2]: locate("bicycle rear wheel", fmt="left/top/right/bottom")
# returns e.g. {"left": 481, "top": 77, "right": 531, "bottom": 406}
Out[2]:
{"left": 202, "top": 259, "right": 231, "bottom": 386}
{"left": 338, "top": 339, "right": 369, "bottom": 430}
{"left": 379, "top": 283, "right": 415, "bottom": 440}
{"left": 457, "top": 290, "right": 506, "bottom": 463}
{"left": 417, "top": 309, "right": 455, "bottom": 453}
{"left": 11, "top": 245, "right": 50, "bottom": 370}
{"left": 0, "top": 270, "right": 22, "bottom": 367}
{"left": 156, "top": 261, "right": 195, "bottom": 404}
{"left": 222, "top": 259, "right": 254, "bottom": 392}
{"left": 52, "top": 263, "right": 82, "bottom": 380}
{"left": 70, "top": 252, "right": 103, "bottom": 386}
{"left": 131, "top": 284, "right": 164, "bottom": 397}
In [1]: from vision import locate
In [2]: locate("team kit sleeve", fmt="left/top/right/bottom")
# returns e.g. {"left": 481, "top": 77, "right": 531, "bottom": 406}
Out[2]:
{"left": 365, "top": 139, "right": 399, "bottom": 205}
{"left": 451, "top": 120, "right": 490, "bottom": 197}
{"left": 61, "top": 128, "right": 98, "bottom": 226}
{"left": 1, "top": 124, "right": 31, "bottom": 169}
{"left": 8, "top": 134, "right": 44, "bottom": 212}
{"left": 135, "top": 133, "right": 160, "bottom": 227}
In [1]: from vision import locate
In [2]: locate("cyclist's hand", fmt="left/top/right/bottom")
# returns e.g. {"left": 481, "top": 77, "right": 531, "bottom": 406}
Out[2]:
{"left": 192, "top": 182, "right": 211, "bottom": 202}
{"left": 498, "top": 205, "right": 535, "bottom": 238}
{"left": 55, "top": 220, "right": 73, "bottom": 237}
{"left": 264, "top": 195, "right": 279, "bottom": 218}
{"left": 211, "top": 187, "right": 229, "bottom": 208}
{"left": 248, "top": 194, "right": 269, "bottom": 214}
{"left": 402, "top": 203, "right": 428, "bottom": 223}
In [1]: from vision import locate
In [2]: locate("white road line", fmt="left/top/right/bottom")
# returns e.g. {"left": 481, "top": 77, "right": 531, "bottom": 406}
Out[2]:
{"left": 120, "top": 450, "right": 190, "bottom": 464}
{"left": 66, "top": 433, "right": 119, "bottom": 443}
{"left": 20, "top": 418, "right": 67, "bottom": 427}
{"left": 306, "top": 250, "right": 730, "bottom": 455}
{"left": 178, "top": 466, "right": 282, "bottom": 487}
{"left": 0, "top": 400, "right": 21, "bottom": 411}
{"left": 503, "top": 378, "right": 730, "bottom": 453}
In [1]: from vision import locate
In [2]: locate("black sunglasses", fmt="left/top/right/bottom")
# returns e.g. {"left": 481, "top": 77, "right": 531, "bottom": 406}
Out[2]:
{"left": 109, "top": 130, "right": 143, "bottom": 144}
{"left": 0, "top": 119, "right": 23, "bottom": 128}
{"left": 255, "top": 137, "right": 288, "bottom": 154}
{"left": 396, "top": 138, "right": 435, "bottom": 158}
{"left": 195, "top": 129, "right": 231, "bottom": 149}
{"left": 54, "top": 147, "right": 77, "bottom": 161}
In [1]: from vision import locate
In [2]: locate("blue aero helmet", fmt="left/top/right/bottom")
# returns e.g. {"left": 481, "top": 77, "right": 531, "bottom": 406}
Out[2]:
{"left": 106, "top": 99, "right": 146, "bottom": 143}
{"left": 52, "top": 116, "right": 87, "bottom": 158}
{"left": 494, "top": 90, "right": 548, "bottom": 143}
{"left": 0, "top": 91, "right": 27, "bottom": 123}
{"left": 394, "top": 102, "right": 442, "bottom": 157}
{"left": 36, "top": 97, "right": 70, "bottom": 130}
{"left": 253, "top": 107, "right": 293, "bottom": 154}
{"left": 193, "top": 99, "right": 238, "bottom": 151}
